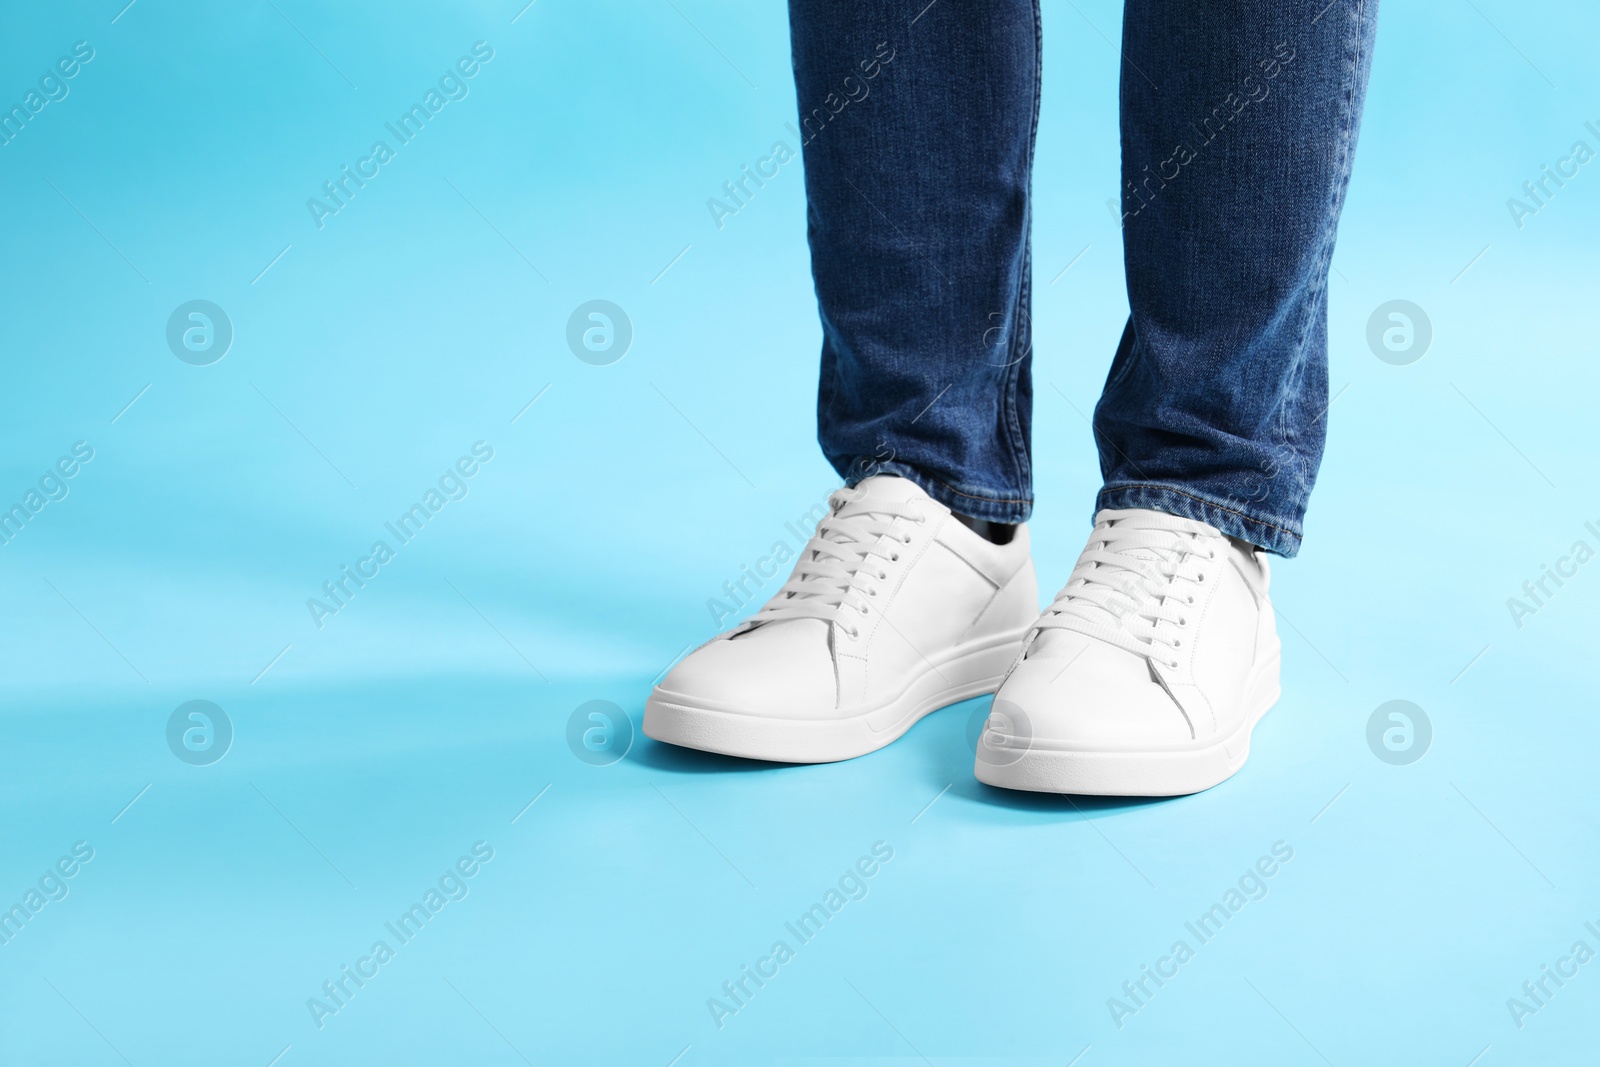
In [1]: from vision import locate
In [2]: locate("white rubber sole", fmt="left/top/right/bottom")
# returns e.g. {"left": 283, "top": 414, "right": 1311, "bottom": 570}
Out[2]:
{"left": 973, "top": 653, "right": 1282, "bottom": 796}
{"left": 643, "top": 628, "right": 1030, "bottom": 764}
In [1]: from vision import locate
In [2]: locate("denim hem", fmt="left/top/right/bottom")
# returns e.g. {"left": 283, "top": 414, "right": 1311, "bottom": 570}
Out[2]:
{"left": 844, "top": 459, "right": 1033, "bottom": 525}
{"left": 1095, "top": 482, "right": 1303, "bottom": 558}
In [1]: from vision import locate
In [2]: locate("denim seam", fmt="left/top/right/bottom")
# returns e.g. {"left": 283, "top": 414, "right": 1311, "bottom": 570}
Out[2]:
{"left": 999, "top": 0, "right": 1044, "bottom": 499}
{"left": 906, "top": 471, "right": 1032, "bottom": 507}
{"left": 851, "top": 457, "right": 1031, "bottom": 508}
{"left": 1277, "top": 0, "right": 1364, "bottom": 501}
{"left": 1003, "top": 243, "right": 1031, "bottom": 492}
{"left": 816, "top": 310, "right": 842, "bottom": 453}
{"left": 1094, "top": 327, "right": 1148, "bottom": 479}
{"left": 1305, "top": 0, "right": 1366, "bottom": 493}
{"left": 1101, "top": 321, "right": 1140, "bottom": 399}
{"left": 1098, "top": 481, "right": 1302, "bottom": 542}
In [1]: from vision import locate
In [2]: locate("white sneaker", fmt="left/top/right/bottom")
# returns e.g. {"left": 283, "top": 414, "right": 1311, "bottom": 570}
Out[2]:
{"left": 645, "top": 475, "right": 1037, "bottom": 763}
{"left": 975, "top": 507, "right": 1281, "bottom": 795}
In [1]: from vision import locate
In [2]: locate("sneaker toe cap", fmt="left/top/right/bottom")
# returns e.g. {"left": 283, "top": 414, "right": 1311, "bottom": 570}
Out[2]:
{"left": 994, "top": 636, "right": 1196, "bottom": 748}
{"left": 654, "top": 620, "right": 838, "bottom": 718}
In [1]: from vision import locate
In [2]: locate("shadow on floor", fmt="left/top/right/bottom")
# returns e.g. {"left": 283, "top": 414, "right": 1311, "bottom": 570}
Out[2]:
{"left": 626, "top": 736, "right": 794, "bottom": 775}
{"left": 952, "top": 775, "right": 1183, "bottom": 815}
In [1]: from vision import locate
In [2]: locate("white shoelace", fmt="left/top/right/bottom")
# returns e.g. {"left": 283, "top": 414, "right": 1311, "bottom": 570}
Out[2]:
{"left": 750, "top": 489, "right": 927, "bottom": 639}
{"left": 1033, "top": 510, "right": 1223, "bottom": 670}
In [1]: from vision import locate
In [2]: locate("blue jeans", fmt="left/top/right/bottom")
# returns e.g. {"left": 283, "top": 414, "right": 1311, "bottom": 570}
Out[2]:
{"left": 790, "top": 0, "right": 1378, "bottom": 556}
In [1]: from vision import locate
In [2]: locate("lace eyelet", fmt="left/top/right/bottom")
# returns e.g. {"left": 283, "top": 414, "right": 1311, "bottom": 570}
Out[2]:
{"left": 868, "top": 588, "right": 878, "bottom": 597}
{"left": 858, "top": 604, "right": 869, "bottom": 615}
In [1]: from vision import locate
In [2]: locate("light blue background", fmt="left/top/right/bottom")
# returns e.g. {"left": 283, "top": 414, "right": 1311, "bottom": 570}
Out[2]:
{"left": 1, "top": 0, "right": 1597, "bottom": 1063}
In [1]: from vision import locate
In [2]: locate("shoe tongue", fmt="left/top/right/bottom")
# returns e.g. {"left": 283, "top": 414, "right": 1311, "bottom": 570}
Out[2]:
{"left": 1096, "top": 530, "right": 1169, "bottom": 568}
{"left": 741, "top": 478, "right": 931, "bottom": 634}
{"left": 1094, "top": 508, "right": 1220, "bottom": 565}
{"left": 836, "top": 474, "right": 934, "bottom": 517}
{"left": 1032, "top": 510, "right": 1212, "bottom": 659}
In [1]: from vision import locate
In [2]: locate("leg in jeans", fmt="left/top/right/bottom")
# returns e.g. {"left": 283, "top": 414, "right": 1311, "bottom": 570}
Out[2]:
{"left": 651, "top": 0, "right": 1381, "bottom": 784}
{"left": 982, "top": 0, "right": 1381, "bottom": 795}
{"left": 1097, "top": 0, "right": 1381, "bottom": 555}
{"left": 643, "top": 2, "right": 1044, "bottom": 764}
{"left": 788, "top": 0, "right": 1040, "bottom": 525}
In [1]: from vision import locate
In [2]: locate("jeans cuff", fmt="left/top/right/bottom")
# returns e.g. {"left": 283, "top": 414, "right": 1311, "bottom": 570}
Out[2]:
{"left": 843, "top": 459, "right": 1033, "bottom": 524}
{"left": 1095, "top": 482, "right": 1303, "bottom": 557}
